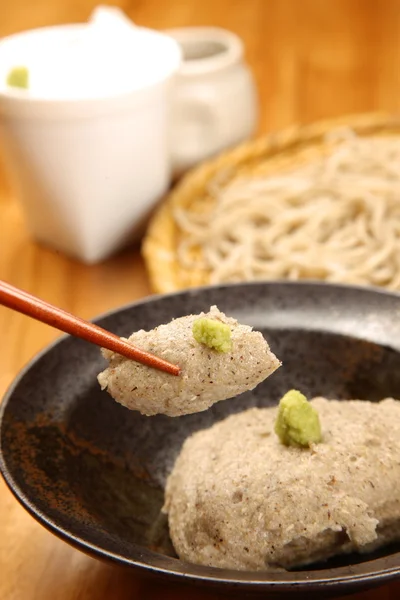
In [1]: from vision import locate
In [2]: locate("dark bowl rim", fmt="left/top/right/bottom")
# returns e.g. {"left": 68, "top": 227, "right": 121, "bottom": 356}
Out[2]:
{"left": 1, "top": 279, "right": 400, "bottom": 591}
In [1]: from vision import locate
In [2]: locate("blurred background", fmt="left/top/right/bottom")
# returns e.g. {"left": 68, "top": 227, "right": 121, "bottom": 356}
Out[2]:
{"left": 2, "top": 0, "right": 400, "bottom": 126}
{"left": 1, "top": 0, "right": 399, "bottom": 178}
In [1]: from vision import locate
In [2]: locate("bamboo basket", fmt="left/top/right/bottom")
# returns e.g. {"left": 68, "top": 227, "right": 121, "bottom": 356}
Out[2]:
{"left": 142, "top": 112, "right": 400, "bottom": 294}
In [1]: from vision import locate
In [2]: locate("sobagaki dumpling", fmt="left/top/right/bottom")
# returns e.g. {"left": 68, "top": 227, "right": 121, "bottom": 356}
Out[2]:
{"left": 163, "top": 397, "right": 400, "bottom": 570}
{"left": 98, "top": 305, "right": 280, "bottom": 417}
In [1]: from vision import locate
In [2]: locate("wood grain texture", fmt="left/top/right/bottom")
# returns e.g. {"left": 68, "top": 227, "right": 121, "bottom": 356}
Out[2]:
{"left": 0, "top": 1, "right": 400, "bottom": 598}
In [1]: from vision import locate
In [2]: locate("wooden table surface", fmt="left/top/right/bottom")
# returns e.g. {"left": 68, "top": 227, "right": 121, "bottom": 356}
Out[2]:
{"left": 1, "top": 1, "right": 400, "bottom": 598}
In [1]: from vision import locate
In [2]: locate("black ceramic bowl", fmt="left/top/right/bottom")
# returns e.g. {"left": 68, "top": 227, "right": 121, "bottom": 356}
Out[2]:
{"left": 2, "top": 282, "right": 400, "bottom": 598}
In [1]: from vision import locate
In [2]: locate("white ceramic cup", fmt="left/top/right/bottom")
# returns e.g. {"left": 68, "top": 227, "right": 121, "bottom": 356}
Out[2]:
{"left": 0, "top": 24, "right": 181, "bottom": 263}
{"left": 167, "top": 27, "right": 259, "bottom": 175}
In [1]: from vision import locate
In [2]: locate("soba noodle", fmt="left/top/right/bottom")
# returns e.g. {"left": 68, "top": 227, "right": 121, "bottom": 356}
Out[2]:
{"left": 174, "top": 132, "right": 400, "bottom": 289}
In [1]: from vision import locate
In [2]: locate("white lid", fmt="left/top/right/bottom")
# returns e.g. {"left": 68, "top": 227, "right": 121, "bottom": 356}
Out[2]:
{"left": 0, "top": 21, "right": 181, "bottom": 117}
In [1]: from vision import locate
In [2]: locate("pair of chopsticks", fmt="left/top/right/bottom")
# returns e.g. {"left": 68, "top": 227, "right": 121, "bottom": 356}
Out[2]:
{"left": 0, "top": 280, "right": 180, "bottom": 376}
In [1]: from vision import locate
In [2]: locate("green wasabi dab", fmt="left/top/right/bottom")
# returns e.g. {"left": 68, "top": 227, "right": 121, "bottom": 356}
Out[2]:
{"left": 275, "top": 389, "right": 322, "bottom": 447}
{"left": 7, "top": 66, "right": 29, "bottom": 89}
{"left": 192, "top": 317, "right": 232, "bottom": 353}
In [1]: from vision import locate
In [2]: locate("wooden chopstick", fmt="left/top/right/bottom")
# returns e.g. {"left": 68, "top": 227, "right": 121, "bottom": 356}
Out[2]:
{"left": 0, "top": 280, "right": 180, "bottom": 376}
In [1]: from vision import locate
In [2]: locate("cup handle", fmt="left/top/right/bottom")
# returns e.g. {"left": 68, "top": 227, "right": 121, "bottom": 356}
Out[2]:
{"left": 170, "top": 89, "right": 222, "bottom": 173}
